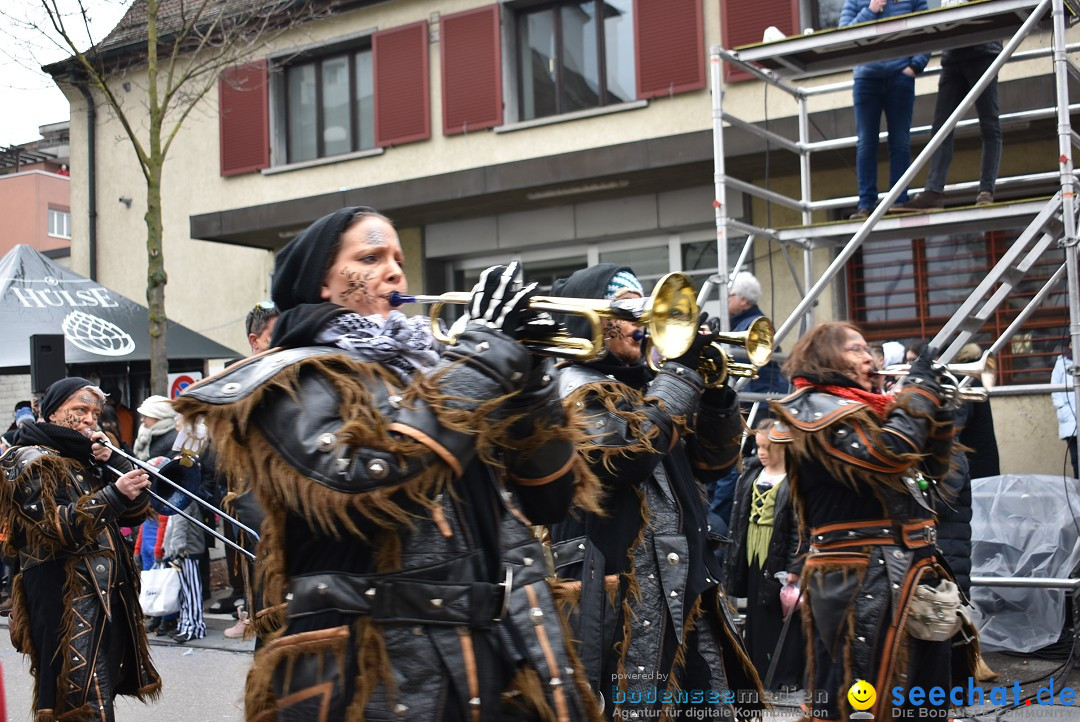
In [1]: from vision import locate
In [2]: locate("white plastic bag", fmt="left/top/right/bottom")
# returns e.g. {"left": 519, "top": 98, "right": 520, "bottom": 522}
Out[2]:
{"left": 139, "top": 564, "right": 181, "bottom": 616}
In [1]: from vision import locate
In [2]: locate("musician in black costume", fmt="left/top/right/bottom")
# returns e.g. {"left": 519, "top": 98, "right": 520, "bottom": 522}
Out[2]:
{"left": 768, "top": 322, "right": 977, "bottom": 720}
{"left": 174, "top": 207, "right": 601, "bottom": 721}
{"left": 0, "top": 377, "right": 160, "bottom": 721}
{"left": 545, "top": 264, "right": 762, "bottom": 720}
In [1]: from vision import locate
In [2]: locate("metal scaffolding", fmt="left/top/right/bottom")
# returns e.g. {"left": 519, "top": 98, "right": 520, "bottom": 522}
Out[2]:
{"left": 709, "top": 0, "right": 1080, "bottom": 396}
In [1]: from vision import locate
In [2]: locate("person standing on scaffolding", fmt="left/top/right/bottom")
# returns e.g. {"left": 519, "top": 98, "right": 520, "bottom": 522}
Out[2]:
{"left": 906, "top": 35, "right": 1003, "bottom": 210}
{"left": 841, "top": 0, "right": 929, "bottom": 220}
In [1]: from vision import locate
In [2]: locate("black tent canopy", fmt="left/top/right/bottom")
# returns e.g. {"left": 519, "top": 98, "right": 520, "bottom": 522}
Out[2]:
{"left": 0, "top": 244, "right": 237, "bottom": 369}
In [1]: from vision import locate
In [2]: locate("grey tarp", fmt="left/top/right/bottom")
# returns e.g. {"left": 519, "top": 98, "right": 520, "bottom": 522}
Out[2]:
{"left": 0, "top": 244, "right": 236, "bottom": 367}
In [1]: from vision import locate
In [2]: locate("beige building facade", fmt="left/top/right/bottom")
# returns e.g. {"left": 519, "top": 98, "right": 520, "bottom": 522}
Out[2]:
{"left": 53, "top": 0, "right": 1078, "bottom": 474}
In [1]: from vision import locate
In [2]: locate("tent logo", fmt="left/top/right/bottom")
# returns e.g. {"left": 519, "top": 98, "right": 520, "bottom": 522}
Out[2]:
{"left": 62, "top": 310, "right": 136, "bottom": 357}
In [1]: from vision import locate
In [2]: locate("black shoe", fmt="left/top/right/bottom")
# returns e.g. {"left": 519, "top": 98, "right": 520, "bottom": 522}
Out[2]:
{"left": 171, "top": 630, "right": 192, "bottom": 644}
{"left": 145, "top": 616, "right": 161, "bottom": 632}
{"left": 155, "top": 620, "right": 177, "bottom": 637}
{"left": 904, "top": 190, "right": 945, "bottom": 210}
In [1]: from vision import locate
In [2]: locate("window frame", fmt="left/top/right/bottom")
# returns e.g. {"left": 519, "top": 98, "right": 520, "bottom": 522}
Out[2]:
{"left": 512, "top": 0, "right": 634, "bottom": 122}
{"left": 849, "top": 229, "right": 1069, "bottom": 385}
{"left": 47, "top": 207, "right": 71, "bottom": 240}
{"left": 269, "top": 30, "right": 377, "bottom": 167}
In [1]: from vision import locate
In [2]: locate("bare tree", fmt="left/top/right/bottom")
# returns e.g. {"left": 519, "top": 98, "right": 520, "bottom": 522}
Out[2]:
{"left": 11, "top": 0, "right": 317, "bottom": 394}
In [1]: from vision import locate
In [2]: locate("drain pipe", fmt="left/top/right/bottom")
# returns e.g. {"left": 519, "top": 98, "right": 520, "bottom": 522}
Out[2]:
{"left": 73, "top": 74, "right": 97, "bottom": 281}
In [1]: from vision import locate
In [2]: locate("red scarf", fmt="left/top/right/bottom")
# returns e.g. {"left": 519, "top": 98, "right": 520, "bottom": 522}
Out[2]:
{"left": 792, "top": 377, "right": 894, "bottom": 418}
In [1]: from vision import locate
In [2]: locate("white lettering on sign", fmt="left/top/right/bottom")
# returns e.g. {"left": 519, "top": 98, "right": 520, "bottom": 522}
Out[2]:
{"left": 11, "top": 286, "right": 120, "bottom": 309}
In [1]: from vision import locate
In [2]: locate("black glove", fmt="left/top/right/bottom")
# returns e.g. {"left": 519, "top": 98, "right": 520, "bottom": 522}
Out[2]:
{"left": 669, "top": 313, "right": 722, "bottom": 371}
{"left": 902, "top": 345, "right": 944, "bottom": 400}
{"left": 516, "top": 310, "right": 569, "bottom": 344}
{"left": 463, "top": 261, "right": 538, "bottom": 337}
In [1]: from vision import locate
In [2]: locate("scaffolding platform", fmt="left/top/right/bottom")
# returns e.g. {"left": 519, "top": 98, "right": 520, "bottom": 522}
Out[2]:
{"left": 729, "top": 0, "right": 1053, "bottom": 78}
{"left": 774, "top": 198, "right": 1053, "bottom": 245}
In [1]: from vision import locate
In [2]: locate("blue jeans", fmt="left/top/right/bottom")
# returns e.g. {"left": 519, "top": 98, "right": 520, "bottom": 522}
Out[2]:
{"left": 925, "top": 58, "right": 1001, "bottom": 194}
{"left": 854, "top": 73, "right": 916, "bottom": 209}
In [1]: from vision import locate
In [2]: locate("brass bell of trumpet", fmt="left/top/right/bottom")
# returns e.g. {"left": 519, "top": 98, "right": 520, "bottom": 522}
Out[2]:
{"left": 877, "top": 354, "right": 996, "bottom": 402}
{"left": 389, "top": 272, "right": 700, "bottom": 363}
{"left": 649, "top": 315, "right": 775, "bottom": 388}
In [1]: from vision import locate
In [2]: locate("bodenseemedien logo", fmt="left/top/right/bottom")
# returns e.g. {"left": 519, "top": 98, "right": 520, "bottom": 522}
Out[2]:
{"left": 848, "top": 679, "right": 877, "bottom": 719}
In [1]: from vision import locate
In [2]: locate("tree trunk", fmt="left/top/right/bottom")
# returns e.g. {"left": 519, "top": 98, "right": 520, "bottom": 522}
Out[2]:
{"left": 146, "top": 155, "right": 168, "bottom": 396}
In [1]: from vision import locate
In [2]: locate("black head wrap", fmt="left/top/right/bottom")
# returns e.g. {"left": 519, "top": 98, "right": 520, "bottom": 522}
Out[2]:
{"left": 40, "top": 377, "right": 96, "bottom": 423}
{"left": 549, "top": 264, "right": 635, "bottom": 342}
{"left": 271, "top": 206, "right": 377, "bottom": 311}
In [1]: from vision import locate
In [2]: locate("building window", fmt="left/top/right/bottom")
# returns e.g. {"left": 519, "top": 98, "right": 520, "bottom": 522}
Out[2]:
{"left": 48, "top": 208, "right": 71, "bottom": 239}
{"left": 284, "top": 46, "right": 374, "bottom": 163}
{"left": 516, "top": 0, "right": 635, "bottom": 122}
{"left": 851, "top": 230, "right": 1068, "bottom": 385}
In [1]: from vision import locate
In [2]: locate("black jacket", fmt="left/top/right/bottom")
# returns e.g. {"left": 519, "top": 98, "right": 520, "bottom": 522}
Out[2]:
{"left": 724, "top": 457, "right": 804, "bottom": 602}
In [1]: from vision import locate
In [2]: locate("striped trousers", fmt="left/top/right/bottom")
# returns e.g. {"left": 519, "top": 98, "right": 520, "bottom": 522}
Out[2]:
{"left": 176, "top": 556, "right": 206, "bottom": 639}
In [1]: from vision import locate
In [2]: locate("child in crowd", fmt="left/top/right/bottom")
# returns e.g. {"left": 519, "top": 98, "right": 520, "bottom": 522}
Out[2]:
{"left": 725, "top": 419, "right": 806, "bottom": 690}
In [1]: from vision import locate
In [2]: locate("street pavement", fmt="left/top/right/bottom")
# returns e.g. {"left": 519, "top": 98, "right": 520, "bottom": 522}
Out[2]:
{"left": 0, "top": 610, "right": 252, "bottom": 721}
{"left": 0, "top": 603, "right": 1077, "bottom": 720}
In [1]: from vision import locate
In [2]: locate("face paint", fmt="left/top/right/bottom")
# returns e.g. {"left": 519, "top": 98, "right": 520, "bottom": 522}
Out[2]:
{"left": 321, "top": 216, "right": 407, "bottom": 317}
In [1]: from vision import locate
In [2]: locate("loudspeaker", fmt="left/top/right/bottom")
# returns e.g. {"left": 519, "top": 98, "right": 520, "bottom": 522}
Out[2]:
{"left": 30, "top": 334, "right": 66, "bottom": 393}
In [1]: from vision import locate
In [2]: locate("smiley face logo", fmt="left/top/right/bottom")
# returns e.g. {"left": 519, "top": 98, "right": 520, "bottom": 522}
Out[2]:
{"left": 847, "top": 679, "right": 876, "bottom": 711}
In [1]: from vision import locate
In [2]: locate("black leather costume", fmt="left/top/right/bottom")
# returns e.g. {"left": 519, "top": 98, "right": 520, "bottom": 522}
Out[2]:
{"left": 175, "top": 325, "right": 601, "bottom": 721}
{"left": 544, "top": 264, "right": 762, "bottom": 720}
{"left": 0, "top": 425, "right": 160, "bottom": 721}
{"left": 769, "top": 381, "right": 977, "bottom": 720}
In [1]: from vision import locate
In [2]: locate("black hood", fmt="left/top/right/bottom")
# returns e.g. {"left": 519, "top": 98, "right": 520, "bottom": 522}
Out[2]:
{"left": 549, "top": 263, "right": 633, "bottom": 342}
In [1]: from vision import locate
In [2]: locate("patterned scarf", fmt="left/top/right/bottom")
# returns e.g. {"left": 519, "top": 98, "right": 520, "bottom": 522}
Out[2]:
{"left": 316, "top": 310, "right": 441, "bottom": 381}
{"left": 792, "top": 376, "right": 894, "bottom": 418}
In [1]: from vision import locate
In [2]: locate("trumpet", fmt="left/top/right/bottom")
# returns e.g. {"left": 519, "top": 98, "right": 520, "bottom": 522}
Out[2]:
{"left": 877, "top": 355, "right": 996, "bottom": 402}
{"left": 649, "top": 315, "right": 775, "bottom": 387}
{"left": 390, "top": 272, "right": 700, "bottom": 362}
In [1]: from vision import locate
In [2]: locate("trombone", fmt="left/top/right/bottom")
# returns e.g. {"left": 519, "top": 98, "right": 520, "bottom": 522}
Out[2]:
{"left": 98, "top": 438, "right": 259, "bottom": 561}
{"left": 648, "top": 315, "right": 776, "bottom": 387}
{"left": 390, "top": 271, "right": 701, "bottom": 362}
{"left": 877, "top": 355, "right": 996, "bottom": 402}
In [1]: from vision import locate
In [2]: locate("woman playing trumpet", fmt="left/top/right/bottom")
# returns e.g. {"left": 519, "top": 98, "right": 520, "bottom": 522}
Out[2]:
{"left": 174, "top": 207, "right": 600, "bottom": 721}
{"left": 768, "top": 323, "right": 977, "bottom": 720}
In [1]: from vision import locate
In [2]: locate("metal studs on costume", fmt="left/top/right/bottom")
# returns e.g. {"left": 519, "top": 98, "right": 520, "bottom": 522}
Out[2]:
{"left": 316, "top": 433, "right": 335, "bottom": 451}
{"left": 367, "top": 459, "right": 390, "bottom": 479}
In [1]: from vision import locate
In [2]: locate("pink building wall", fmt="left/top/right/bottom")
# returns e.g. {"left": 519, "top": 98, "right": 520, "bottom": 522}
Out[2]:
{"left": 0, "top": 170, "right": 71, "bottom": 257}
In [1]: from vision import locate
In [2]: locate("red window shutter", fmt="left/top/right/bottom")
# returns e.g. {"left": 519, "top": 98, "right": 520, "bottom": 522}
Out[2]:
{"left": 635, "top": 0, "right": 705, "bottom": 100}
{"left": 218, "top": 61, "right": 269, "bottom": 176}
{"left": 374, "top": 21, "right": 431, "bottom": 147}
{"left": 721, "top": 0, "right": 799, "bottom": 82}
{"left": 441, "top": 6, "right": 502, "bottom": 136}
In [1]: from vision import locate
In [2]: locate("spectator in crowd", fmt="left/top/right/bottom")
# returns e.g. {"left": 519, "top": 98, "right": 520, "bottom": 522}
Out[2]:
{"left": 133, "top": 395, "right": 180, "bottom": 636}
{"left": 1, "top": 401, "right": 34, "bottom": 453}
{"left": 155, "top": 456, "right": 208, "bottom": 644}
{"left": 103, "top": 386, "right": 137, "bottom": 449}
{"left": 1052, "top": 341, "right": 1077, "bottom": 478}
{"left": 246, "top": 300, "right": 280, "bottom": 354}
{"left": 705, "top": 271, "right": 790, "bottom": 562}
{"left": 906, "top": 40, "right": 1003, "bottom": 209}
{"left": 841, "top": 0, "right": 929, "bottom": 220}
{"left": 0, "top": 377, "right": 159, "bottom": 718}
{"left": 725, "top": 419, "right": 805, "bottom": 691}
